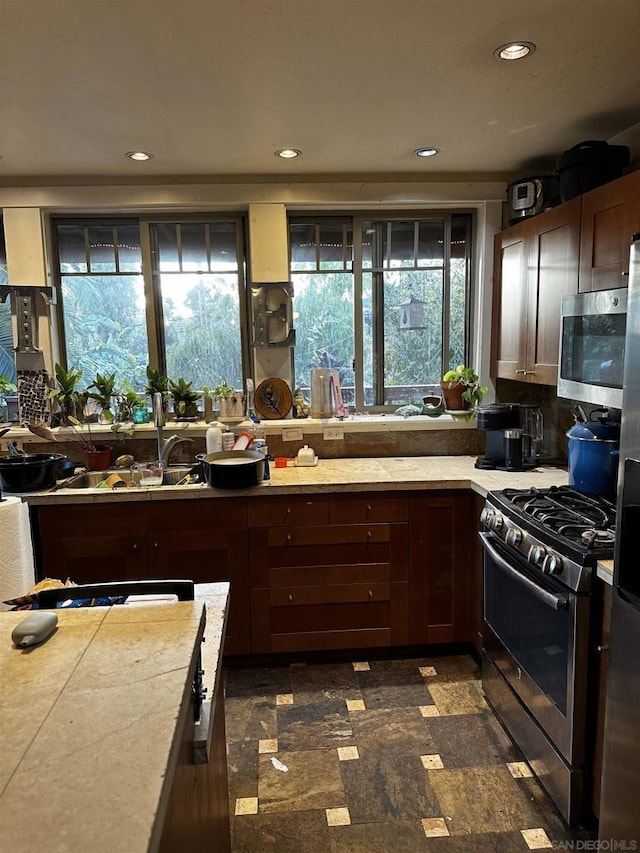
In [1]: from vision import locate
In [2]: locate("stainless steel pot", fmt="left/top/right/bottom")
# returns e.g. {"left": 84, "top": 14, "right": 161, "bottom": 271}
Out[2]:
{"left": 196, "top": 450, "right": 264, "bottom": 489}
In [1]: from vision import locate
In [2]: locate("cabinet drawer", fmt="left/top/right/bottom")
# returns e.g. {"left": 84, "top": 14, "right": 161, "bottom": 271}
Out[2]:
{"left": 268, "top": 524, "right": 390, "bottom": 547}
{"left": 269, "top": 564, "right": 391, "bottom": 587}
{"left": 330, "top": 494, "right": 408, "bottom": 523}
{"left": 149, "top": 499, "right": 246, "bottom": 531}
{"left": 270, "top": 582, "right": 390, "bottom": 607}
{"left": 37, "top": 504, "right": 148, "bottom": 539}
{"left": 248, "top": 496, "right": 329, "bottom": 527}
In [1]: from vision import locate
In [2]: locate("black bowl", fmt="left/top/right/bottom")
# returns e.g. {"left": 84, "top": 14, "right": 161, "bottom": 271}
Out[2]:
{"left": 0, "top": 453, "right": 67, "bottom": 493}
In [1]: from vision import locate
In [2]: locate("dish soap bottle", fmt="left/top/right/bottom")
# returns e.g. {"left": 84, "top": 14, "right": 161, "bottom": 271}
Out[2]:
{"left": 206, "top": 422, "right": 223, "bottom": 454}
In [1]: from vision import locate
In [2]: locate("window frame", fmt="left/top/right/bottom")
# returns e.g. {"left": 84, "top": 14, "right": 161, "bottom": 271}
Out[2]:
{"left": 289, "top": 209, "right": 475, "bottom": 410}
{"left": 50, "top": 214, "right": 250, "bottom": 387}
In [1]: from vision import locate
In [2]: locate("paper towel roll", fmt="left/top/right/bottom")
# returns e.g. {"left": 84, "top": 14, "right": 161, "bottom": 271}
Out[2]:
{"left": 0, "top": 497, "right": 36, "bottom": 608}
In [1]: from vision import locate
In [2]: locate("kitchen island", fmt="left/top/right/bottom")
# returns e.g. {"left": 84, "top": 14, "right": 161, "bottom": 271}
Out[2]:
{"left": 0, "top": 583, "right": 231, "bottom": 853}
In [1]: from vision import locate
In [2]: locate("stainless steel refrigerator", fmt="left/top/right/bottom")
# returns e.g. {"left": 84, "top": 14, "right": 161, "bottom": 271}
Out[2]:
{"left": 599, "top": 234, "right": 640, "bottom": 841}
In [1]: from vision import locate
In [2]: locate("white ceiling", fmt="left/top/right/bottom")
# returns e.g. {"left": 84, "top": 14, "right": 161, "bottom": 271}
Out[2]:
{"left": 1, "top": 0, "right": 639, "bottom": 183}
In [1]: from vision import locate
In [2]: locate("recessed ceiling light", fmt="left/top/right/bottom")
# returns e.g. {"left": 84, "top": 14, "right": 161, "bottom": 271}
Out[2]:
{"left": 494, "top": 42, "right": 536, "bottom": 61}
{"left": 275, "top": 148, "right": 302, "bottom": 159}
{"left": 125, "top": 151, "right": 154, "bottom": 161}
{"left": 414, "top": 147, "right": 439, "bottom": 158}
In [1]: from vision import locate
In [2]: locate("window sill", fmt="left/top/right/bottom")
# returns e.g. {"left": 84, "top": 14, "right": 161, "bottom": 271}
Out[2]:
{"left": 1, "top": 413, "right": 475, "bottom": 448}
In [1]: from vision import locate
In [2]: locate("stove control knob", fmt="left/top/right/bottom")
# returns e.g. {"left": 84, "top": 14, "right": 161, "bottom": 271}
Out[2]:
{"left": 490, "top": 512, "right": 504, "bottom": 532}
{"left": 542, "top": 554, "right": 563, "bottom": 576}
{"left": 528, "top": 544, "right": 546, "bottom": 565}
{"left": 505, "top": 527, "right": 523, "bottom": 547}
{"left": 480, "top": 508, "right": 493, "bottom": 527}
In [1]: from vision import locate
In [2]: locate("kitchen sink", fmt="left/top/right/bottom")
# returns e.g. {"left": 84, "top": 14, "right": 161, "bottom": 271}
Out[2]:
{"left": 58, "top": 466, "right": 198, "bottom": 489}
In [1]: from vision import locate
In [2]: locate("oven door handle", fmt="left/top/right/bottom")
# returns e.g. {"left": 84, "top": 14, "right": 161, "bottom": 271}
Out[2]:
{"left": 479, "top": 532, "right": 569, "bottom": 611}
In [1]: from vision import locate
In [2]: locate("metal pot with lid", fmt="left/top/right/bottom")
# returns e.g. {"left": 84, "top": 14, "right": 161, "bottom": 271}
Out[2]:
{"left": 566, "top": 408, "right": 620, "bottom": 498}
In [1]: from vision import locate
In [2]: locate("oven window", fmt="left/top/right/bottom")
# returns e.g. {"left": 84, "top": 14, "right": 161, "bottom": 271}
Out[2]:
{"left": 485, "top": 548, "right": 570, "bottom": 715}
{"left": 560, "top": 313, "right": 626, "bottom": 389}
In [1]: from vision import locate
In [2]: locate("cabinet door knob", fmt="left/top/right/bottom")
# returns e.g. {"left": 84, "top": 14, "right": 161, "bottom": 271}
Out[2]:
{"left": 286, "top": 507, "right": 291, "bottom": 514}
{"left": 367, "top": 530, "right": 372, "bottom": 539}
{"left": 288, "top": 594, "right": 293, "bottom": 602}
{"left": 367, "top": 505, "right": 372, "bottom": 513}
{"left": 368, "top": 590, "right": 373, "bottom": 597}
{"left": 132, "top": 543, "right": 138, "bottom": 550}
{"left": 154, "top": 541, "right": 159, "bottom": 548}
{"left": 287, "top": 533, "right": 292, "bottom": 541}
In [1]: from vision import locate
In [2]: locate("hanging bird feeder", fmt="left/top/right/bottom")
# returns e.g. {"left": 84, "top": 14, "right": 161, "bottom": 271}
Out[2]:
{"left": 399, "top": 295, "right": 427, "bottom": 330}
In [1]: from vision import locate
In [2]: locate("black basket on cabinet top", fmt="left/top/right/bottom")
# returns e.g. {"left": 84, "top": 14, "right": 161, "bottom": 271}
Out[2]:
{"left": 555, "top": 140, "right": 630, "bottom": 203}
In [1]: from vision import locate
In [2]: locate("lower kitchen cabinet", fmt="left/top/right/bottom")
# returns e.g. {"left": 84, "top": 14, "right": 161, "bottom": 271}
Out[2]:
{"left": 248, "top": 493, "right": 409, "bottom": 653}
{"left": 33, "top": 500, "right": 251, "bottom": 655}
{"left": 408, "top": 492, "right": 474, "bottom": 644}
{"left": 33, "top": 487, "right": 478, "bottom": 658}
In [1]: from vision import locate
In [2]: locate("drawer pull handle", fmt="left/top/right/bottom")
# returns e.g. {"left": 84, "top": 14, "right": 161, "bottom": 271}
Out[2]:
{"left": 368, "top": 590, "right": 373, "bottom": 597}
{"left": 132, "top": 543, "right": 138, "bottom": 550}
{"left": 367, "top": 530, "right": 372, "bottom": 539}
{"left": 154, "top": 542, "right": 159, "bottom": 548}
{"left": 287, "top": 534, "right": 292, "bottom": 541}
{"left": 288, "top": 594, "right": 293, "bottom": 602}
{"left": 367, "top": 505, "right": 372, "bottom": 512}
{"left": 286, "top": 507, "right": 291, "bottom": 514}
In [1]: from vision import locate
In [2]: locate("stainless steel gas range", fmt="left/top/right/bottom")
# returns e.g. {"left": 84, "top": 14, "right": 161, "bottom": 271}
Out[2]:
{"left": 480, "top": 485, "right": 616, "bottom": 827}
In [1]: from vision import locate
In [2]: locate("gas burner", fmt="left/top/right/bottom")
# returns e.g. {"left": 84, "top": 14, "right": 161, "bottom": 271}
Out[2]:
{"left": 581, "top": 528, "right": 616, "bottom": 549}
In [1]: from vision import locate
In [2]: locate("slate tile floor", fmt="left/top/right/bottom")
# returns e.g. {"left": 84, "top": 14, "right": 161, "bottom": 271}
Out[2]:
{"left": 224, "top": 654, "right": 592, "bottom": 852}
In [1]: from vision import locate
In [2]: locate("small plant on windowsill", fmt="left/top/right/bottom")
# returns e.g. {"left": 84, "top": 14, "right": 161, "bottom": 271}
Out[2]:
{"left": 66, "top": 397, "right": 113, "bottom": 470}
{"left": 440, "top": 365, "right": 487, "bottom": 413}
{"left": 169, "top": 377, "right": 201, "bottom": 420}
{"left": 87, "top": 372, "right": 117, "bottom": 424}
{"left": 49, "top": 363, "right": 83, "bottom": 425}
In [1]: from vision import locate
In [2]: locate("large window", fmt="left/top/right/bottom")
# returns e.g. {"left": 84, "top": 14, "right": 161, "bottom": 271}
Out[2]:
{"left": 0, "top": 223, "right": 16, "bottom": 382}
{"left": 290, "top": 213, "right": 472, "bottom": 408}
{"left": 53, "top": 217, "right": 246, "bottom": 391}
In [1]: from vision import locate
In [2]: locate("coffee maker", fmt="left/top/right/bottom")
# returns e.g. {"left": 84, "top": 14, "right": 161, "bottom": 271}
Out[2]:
{"left": 475, "top": 403, "right": 543, "bottom": 470}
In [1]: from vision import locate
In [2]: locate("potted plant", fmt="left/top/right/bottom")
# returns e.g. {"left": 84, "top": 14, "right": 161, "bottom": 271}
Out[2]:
{"left": 0, "top": 375, "right": 17, "bottom": 423}
{"left": 213, "top": 380, "right": 244, "bottom": 419}
{"left": 87, "top": 372, "right": 117, "bottom": 424}
{"left": 168, "top": 377, "right": 200, "bottom": 420}
{"left": 440, "top": 364, "right": 487, "bottom": 412}
{"left": 49, "top": 363, "right": 83, "bottom": 425}
{"left": 67, "top": 401, "right": 113, "bottom": 471}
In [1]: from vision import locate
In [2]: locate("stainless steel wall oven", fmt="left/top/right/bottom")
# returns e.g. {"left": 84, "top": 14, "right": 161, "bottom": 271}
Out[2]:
{"left": 480, "top": 486, "right": 616, "bottom": 826}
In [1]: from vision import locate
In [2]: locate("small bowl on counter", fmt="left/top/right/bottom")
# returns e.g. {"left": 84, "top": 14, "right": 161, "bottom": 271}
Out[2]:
{"left": 196, "top": 450, "right": 265, "bottom": 489}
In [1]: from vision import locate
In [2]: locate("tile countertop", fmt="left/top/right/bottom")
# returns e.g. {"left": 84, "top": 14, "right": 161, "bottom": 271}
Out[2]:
{"left": 0, "top": 582, "right": 230, "bottom": 853}
{"left": 22, "top": 456, "right": 569, "bottom": 505}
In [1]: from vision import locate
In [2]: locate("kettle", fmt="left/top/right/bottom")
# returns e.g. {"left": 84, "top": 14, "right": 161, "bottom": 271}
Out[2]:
{"left": 566, "top": 409, "right": 620, "bottom": 497}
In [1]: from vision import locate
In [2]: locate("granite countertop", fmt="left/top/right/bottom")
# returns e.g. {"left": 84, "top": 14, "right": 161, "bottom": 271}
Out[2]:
{"left": 0, "top": 582, "right": 229, "bottom": 853}
{"left": 23, "top": 455, "right": 569, "bottom": 505}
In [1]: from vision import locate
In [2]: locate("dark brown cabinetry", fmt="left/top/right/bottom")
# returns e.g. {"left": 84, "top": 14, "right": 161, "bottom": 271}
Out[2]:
{"left": 579, "top": 170, "right": 640, "bottom": 292}
{"left": 492, "top": 197, "right": 581, "bottom": 385}
{"left": 34, "top": 500, "right": 250, "bottom": 655}
{"left": 248, "top": 493, "right": 409, "bottom": 653}
{"left": 34, "top": 488, "right": 478, "bottom": 658}
{"left": 408, "top": 491, "right": 474, "bottom": 644}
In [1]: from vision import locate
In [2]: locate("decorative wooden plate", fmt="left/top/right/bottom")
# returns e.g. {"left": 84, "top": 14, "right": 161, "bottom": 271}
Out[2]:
{"left": 254, "top": 378, "right": 293, "bottom": 420}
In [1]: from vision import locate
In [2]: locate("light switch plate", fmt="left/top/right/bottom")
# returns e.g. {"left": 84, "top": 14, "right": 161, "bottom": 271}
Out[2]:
{"left": 323, "top": 427, "right": 344, "bottom": 440}
{"left": 282, "top": 428, "right": 303, "bottom": 442}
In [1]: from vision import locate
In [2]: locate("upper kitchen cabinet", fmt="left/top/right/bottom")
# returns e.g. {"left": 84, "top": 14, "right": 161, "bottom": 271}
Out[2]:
{"left": 579, "top": 169, "right": 640, "bottom": 292}
{"left": 492, "top": 197, "right": 581, "bottom": 385}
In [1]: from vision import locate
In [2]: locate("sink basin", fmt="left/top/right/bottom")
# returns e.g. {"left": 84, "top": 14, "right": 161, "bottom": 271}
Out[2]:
{"left": 59, "top": 466, "right": 198, "bottom": 489}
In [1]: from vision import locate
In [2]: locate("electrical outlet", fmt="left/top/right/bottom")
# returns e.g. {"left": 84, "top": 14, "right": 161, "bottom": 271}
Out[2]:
{"left": 1, "top": 438, "right": 23, "bottom": 453}
{"left": 282, "top": 428, "right": 303, "bottom": 442}
{"left": 323, "top": 427, "right": 344, "bottom": 441}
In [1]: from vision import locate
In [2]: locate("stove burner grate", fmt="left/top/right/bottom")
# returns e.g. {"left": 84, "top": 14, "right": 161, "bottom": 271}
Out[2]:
{"left": 499, "top": 485, "right": 616, "bottom": 553}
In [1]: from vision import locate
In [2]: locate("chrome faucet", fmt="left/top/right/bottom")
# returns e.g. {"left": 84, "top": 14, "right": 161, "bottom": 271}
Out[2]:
{"left": 160, "top": 434, "right": 195, "bottom": 467}
{"left": 152, "top": 392, "right": 194, "bottom": 466}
